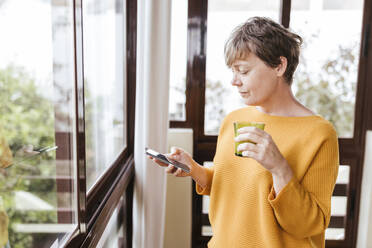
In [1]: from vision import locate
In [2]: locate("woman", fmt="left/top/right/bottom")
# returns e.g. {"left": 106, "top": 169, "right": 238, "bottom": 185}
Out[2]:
{"left": 149, "top": 17, "right": 339, "bottom": 248}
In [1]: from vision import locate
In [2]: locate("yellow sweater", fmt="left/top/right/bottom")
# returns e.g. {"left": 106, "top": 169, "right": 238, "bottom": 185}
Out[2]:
{"left": 196, "top": 106, "right": 339, "bottom": 248}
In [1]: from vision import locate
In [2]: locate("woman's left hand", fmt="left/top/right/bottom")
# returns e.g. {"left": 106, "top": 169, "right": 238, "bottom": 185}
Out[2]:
{"left": 235, "top": 126, "right": 288, "bottom": 175}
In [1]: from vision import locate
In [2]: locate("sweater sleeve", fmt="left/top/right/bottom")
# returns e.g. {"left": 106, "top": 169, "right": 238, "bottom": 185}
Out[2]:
{"left": 196, "top": 167, "right": 214, "bottom": 195}
{"left": 268, "top": 130, "right": 339, "bottom": 238}
{"left": 195, "top": 113, "right": 229, "bottom": 196}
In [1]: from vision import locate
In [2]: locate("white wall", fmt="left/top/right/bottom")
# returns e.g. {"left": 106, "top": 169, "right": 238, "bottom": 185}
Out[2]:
{"left": 163, "top": 129, "right": 193, "bottom": 248}
{"left": 357, "top": 130, "right": 372, "bottom": 248}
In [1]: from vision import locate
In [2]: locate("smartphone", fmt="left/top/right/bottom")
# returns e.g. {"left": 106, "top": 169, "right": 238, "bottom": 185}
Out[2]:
{"left": 145, "top": 147, "right": 190, "bottom": 173}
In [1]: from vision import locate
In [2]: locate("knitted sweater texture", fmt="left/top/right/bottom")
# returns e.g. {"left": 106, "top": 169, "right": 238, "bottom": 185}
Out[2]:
{"left": 196, "top": 106, "right": 339, "bottom": 248}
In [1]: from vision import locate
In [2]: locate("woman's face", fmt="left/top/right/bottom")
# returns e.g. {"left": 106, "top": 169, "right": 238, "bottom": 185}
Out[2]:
{"left": 231, "top": 52, "right": 280, "bottom": 106}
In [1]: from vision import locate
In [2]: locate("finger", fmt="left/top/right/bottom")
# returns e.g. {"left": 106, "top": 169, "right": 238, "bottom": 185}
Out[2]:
{"left": 166, "top": 164, "right": 177, "bottom": 173}
{"left": 154, "top": 158, "right": 168, "bottom": 167}
{"left": 235, "top": 132, "right": 261, "bottom": 144}
{"left": 27, "top": 151, "right": 40, "bottom": 156}
{"left": 165, "top": 165, "right": 173, "bottom": 173}
{"left": 242, "top": 150, "right": 256, "bottom": 158}
{"left": 174, "top": 168, "right": 183, "bottom": 176}
{"left": 25, "top": 144, "right": 34, "bottom": 152}
{"left": 238, "top": 126, "right": 266, "bottom": 137}
{"left": 170, "top": 146, "right": 182, "bottom": 155}
{"left": 167, "top": 153, "right": 180, "bottom": 161}
{"left": 165, "top": 149, "right": 180, "bottom": 158}
{"left": 237, "top": 142, "right": 260, "bottom": 153}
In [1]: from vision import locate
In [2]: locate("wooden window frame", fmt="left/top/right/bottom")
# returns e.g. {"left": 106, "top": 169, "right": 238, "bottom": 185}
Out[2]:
{"left": 169, "top": 0, "right": 372, "bottom": 247}
{"left": 57, "top": 0, "right": 137, "bottom": 247}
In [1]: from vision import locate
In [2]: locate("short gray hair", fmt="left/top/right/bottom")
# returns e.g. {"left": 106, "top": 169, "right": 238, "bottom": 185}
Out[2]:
{"left": 224, "top": 16, "right": 303, "bottom": 85}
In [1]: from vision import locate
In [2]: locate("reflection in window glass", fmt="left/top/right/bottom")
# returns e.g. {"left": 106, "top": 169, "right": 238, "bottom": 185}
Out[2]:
{"left": 96, "top": 198, "right": 125, "bottom": 248}
{"left": 204, "top": 0, "right": 280, "bottom": 135}
{"left": 83, "top": 0, "right": 127, "bottom": 190}
{"left": 169, "top": 0, "right": 188, "bottom": 121}
{"left": 291, "top": 0, "right": 363, "bottom": 138}
{"left": 0, "top": 0, "right": 77, "bottom": 247}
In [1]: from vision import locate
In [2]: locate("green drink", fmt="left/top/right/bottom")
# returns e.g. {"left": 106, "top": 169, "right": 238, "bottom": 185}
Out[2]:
{"left": 233, "top": 122, "right": 265, "bottom": 157}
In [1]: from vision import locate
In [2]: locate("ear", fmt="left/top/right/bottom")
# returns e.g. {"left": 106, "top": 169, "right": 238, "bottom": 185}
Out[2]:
{"left": 276, "top": 56, "right": 287, "bottom": 77}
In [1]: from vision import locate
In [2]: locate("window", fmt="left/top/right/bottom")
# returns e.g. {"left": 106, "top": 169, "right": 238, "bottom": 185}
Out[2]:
{"left": 82, "top": 0, "right": 128, "bottom": 191}
{"left": 169, "top": 0, "right": 188, "bottom": 121}
{"left": 0, "top": 0, "right": 77, "bottom": 246}
{"left": 0, "top": 0, "right": 137, "bottom": 247}
{"left": 96, "top": 197, "right": 126, "bottom": 247}
{"left": 291, "top": 0, "right": 364, "bottom": 138}
{"left": 181, "top": 0, "right": 372, "bottom": 247}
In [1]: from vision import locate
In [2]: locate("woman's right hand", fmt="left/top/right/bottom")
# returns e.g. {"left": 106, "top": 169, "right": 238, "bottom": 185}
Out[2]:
{"left": 147, "top": 147, "right": 197, "bottom": 177}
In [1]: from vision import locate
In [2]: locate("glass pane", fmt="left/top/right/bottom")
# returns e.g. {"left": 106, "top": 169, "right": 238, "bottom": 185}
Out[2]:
{"left": 204, "top": 0, "right": 280, "bottom": 135}
{"left": 291, "top": 0, "right": 364, "bottom": 138}
{"left": 83, "top": 0, "right": 127, "bottom": 190}
{"left": 0, "top": 0, "right": 77, "bottom": 247}
{"left": 202, "top": 225, "right": 213, "bottom": 236}
{"left": 169, "top": 0, "right": 187, "bottom": 121}
{"left": 331, "top": 196, "right": 347, "bottom": 216}
{"left": 203, "top": 196, "right": 210, "bottom": 214}
{"left": 327, "top": 164, "right": 349, "bottom": 241}
{"left": 202, "top": 162, "right": 213, "bottom": 214}
{"left": 336, "top": 165, "right": 350, "bottom": 184}
{"left": 96, "top": 197, "right": 125, "bottom": 248}
{"left": 292, "top": 0, "right": 310, "bottom": 10}
{"left": 326, "top": 228, "right": 345, "bottom": 240}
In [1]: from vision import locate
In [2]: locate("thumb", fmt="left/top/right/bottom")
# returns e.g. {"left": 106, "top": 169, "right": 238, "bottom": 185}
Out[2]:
{"left": 170, "top": 146, "right": 182, "bottom": 155}
{"left": 171, "top": 146, "right": 183, "bottom": 159}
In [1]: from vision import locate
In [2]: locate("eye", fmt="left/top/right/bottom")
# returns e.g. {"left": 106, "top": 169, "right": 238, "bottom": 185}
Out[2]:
{"left": 240, "top": 70, "right": 249, "bottom": 75}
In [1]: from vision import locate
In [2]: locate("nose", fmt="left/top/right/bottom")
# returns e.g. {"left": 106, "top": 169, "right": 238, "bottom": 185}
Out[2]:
{"left": 231, "top": 73, "right": 242, "bottom": 86}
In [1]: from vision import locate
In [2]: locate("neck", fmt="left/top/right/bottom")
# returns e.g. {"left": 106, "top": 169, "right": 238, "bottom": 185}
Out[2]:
{"left": 255, "top": 80, "right": 302, "bottom": 116}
